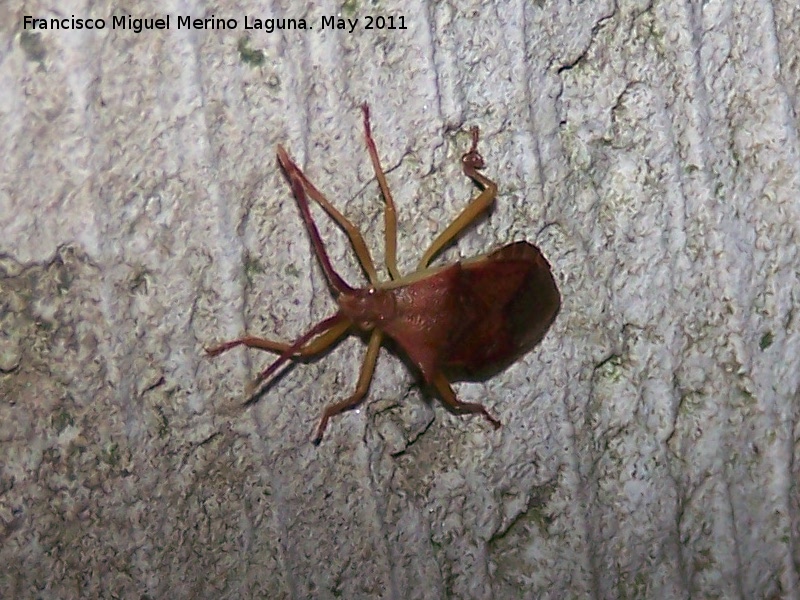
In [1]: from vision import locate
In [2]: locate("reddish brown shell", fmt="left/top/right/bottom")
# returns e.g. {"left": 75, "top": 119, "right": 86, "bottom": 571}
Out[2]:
{"left": 380, "top": 241, "right": 560, "bottom": 382}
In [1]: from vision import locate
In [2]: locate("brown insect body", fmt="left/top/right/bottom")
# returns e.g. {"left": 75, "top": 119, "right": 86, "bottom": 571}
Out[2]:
{"left": 343, "top": 242, "right": 559, "bottom": 384}
{"left": 208, "top": 104, "right": 560, "bottom": 444}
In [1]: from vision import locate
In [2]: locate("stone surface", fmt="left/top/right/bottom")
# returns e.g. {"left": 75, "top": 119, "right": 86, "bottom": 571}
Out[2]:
{"left": 2, "top": 0, "right": 799, "bottom": 598}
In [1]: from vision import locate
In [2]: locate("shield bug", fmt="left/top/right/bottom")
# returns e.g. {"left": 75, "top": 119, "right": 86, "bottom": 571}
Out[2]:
{"left": 208, "top": 104, "right": 560, "bottom": 444}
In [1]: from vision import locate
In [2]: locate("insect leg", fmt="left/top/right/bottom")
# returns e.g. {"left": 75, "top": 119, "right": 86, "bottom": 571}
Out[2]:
{"left": 360, "top": 103, "right": 401, "bottom": 281}
{"left": 277, "top": 147, "right": 355, "bottom": 295}
{"left": 312, "top": 329, "right": 383, "bottom": 444}
{"left": 431, "top": 372, "right": 501, "bottom": 430}
{"left": 418, "top": 127, "right": 498, "bottom": 269}
{"left": 206, "top": 318, "right": 351, "bottom": 357}
{"left": 278, "top": 146, "right": 380, "bottom": 286}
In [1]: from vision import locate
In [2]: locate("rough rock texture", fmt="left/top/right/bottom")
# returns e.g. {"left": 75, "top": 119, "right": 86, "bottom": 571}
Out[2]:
{"left": 2, "top": 0, "right": 799, "bottom": 598}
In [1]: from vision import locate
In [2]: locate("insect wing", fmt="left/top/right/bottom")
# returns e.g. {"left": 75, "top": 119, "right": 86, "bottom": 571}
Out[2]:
{"left": 443, "top": 241, "right": 560, "bottom": 376}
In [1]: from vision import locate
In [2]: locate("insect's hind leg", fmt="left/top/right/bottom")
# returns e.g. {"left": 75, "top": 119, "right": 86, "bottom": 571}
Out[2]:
{"left": 312, "top": 330, "right": 383, "bottom": 444}
{"left": 418, "top": 127, "right": 498, "bottom": 269}
{"left": 431, "top": 372, "right": 501, "bottom": 430}
{"left": 360, "top": 103, "right": 401, "bottom": 281}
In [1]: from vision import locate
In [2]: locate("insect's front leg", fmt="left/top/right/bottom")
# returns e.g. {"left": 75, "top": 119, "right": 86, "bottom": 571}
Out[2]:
{"left": 418, "top": 126, "right": 498, "bottom": 269}
{"left": 312, "top": 329, "right": 383, "bottom": 444}
{"left": 431, "top": 372, "right": 501, "bottom": 430}
{"left": 280, "top": 148, "right": 380, "bottom": 286}
{"left": 360, "top": 102, "right": 401, "bottom": 281}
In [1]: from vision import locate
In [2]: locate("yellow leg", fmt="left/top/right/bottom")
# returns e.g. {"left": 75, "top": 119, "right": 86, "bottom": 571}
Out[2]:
{"left": 361, "top": 103, "right": 401, "bottom": 281}
{"left": 278, "top": 146, "right": 380, "bottom": 285}
{"left": 313, "top": 330, "right": 383, "bottom": 444}
{"left": 431, "top": 372, "right": 501, "bottom": 429}
{"left": 418, "top": 127, "right": 498, "bottom": 269}
{"left": 206, "top": 318, "right": 351, "bottom": 358}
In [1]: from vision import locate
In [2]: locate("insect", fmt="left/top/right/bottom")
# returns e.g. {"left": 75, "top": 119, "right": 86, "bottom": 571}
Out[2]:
{"left": 207, "top": 104, "right": 560, "bottom": 444}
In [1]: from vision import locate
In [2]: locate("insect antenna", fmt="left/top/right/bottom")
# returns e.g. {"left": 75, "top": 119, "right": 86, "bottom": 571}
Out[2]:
{"left": 246, "top": 312, "right": 349, "bottom": 396}
{"left": 277, "top": 145, "right": 354, "bottom": 296}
